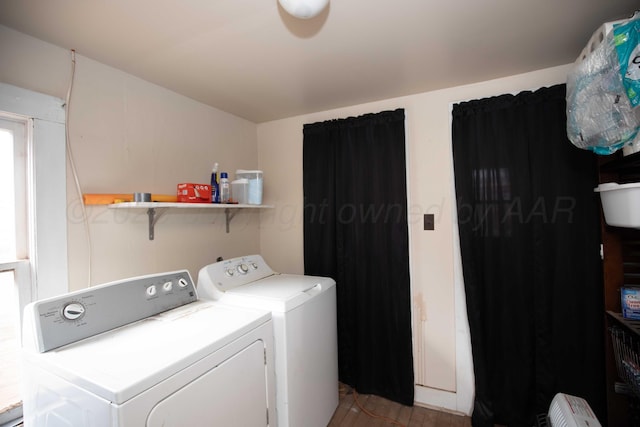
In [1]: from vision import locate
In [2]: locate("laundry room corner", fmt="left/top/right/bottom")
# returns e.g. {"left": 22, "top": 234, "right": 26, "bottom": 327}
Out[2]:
{"left": 67, "top": 69, "right": 262, "bottom": 288}
{"left": 257, "top": 118, "right": 306, "bottom": 274}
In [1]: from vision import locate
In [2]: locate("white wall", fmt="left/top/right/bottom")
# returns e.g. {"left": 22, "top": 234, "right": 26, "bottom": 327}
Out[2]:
{"left": 257, "top": 64, "right": 574, "bottom": 413}
{"left": 0, "top": 25, "right": 262, "bottom": 291}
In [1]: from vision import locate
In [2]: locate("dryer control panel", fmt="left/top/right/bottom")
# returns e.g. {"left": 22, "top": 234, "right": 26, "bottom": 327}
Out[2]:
{"left": 24, "top": 270, "right": 197, "bottom": 352}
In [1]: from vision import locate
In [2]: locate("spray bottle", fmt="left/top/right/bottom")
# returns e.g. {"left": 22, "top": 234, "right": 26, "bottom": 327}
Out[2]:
{"left": 211, "top": 163, "right": 220, "bottom": 203}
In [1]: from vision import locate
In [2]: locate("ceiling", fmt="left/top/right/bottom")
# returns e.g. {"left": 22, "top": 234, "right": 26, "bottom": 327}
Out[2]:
{"left": 0, "top": 1, "right": 638, "bottom": 123}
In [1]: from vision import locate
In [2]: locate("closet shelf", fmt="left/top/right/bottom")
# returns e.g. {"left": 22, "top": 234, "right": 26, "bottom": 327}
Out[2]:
{"left": 108, "top": 202, "right": 273, "bottom": 240}
{"left": 607, "top": 311, "right": 640, "bottom": 337}
{"left": 607, "top": 311, "right": 640, "bottom": 400}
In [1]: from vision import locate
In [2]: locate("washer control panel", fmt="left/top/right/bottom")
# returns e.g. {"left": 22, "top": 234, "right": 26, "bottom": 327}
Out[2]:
{"left": 224, "top": 260, "right": 259, "bottom": 277}
{"left": 26, "top": 270, "right": 197, "bottom": 352}
{"left": 208, "top": 255, "right": 274, "bottom": 291}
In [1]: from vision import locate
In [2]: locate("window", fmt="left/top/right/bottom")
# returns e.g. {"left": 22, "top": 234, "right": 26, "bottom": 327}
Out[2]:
{"left": 0, "top": 119, "right": 27, "bottom": 261}
{"left": 0, "top": 114, "right": 29, "bottom": 423}
{"left": 470, "top": 167, "right": 513, "bottom": 237}
{"left": 0, "top": 83, "right": 68, "bottom": 424}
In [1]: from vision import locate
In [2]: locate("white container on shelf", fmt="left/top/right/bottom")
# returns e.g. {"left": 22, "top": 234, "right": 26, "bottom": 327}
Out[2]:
{"left": 231, "top": 179, "right": 249, "bottom": 204}
{"left": 594, "top": 182, "right": 640, "bottom": 228}
{"left": 236, "top": 170, "right": 263, "bottom": 205}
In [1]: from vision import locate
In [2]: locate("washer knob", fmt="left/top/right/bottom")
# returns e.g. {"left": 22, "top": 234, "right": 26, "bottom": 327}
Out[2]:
{"left": 62, "top": 302, "right": 85, "bottom": 321}
{"left": 237, "top": 264, "right": 249, "bottom": 274}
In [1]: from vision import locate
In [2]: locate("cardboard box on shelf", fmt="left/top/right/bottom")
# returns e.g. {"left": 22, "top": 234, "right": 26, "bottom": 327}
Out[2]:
{"left": 177, "top": 183, "right": 211, "bottom": 203}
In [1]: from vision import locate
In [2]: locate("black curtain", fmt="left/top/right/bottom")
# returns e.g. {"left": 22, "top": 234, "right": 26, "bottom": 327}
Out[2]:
{"left": 303, "top": 109, "right": 414, "bottom": 406}
{"left": 452, "top": 85, "right": 604, "bottom": 426}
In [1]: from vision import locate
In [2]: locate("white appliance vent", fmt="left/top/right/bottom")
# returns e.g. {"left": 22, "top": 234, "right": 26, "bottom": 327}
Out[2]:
{"left": 548, "top": 393, "right": 601, "bottom": 427}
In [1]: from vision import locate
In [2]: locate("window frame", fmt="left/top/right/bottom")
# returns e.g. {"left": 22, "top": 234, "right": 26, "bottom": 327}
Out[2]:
{"left": 0, "top": 83, "right": 68, "bottom": 424}
{"left": 0, "top": 82, "right": 68, "bottom": 306}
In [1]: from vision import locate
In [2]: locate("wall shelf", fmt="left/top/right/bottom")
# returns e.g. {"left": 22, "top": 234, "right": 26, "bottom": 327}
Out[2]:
{"left": 598, "top": 150, "right": 640, "bottom": 425}
{"left": 108, "top": 202, "right": 273, "bottom": 240}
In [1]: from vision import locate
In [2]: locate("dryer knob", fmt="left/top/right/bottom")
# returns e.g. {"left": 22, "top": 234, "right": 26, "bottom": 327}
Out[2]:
{"left": 62, "top": 302, "right": 86, "bottom": 321}
{"left": 237, "top": 264, "right": 249, "bottom": 274}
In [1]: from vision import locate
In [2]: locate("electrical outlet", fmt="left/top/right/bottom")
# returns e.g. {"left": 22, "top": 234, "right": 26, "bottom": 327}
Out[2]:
{"left": 423, "top": 214, "right": 434, "bottom": 231}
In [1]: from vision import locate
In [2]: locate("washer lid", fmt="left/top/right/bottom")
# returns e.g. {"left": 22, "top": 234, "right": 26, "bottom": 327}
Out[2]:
{"left": 23, "top": 301, "right": 271, "bottom": 404}
{"left": 225, "top": 274, "right": 336, "bottom": 312}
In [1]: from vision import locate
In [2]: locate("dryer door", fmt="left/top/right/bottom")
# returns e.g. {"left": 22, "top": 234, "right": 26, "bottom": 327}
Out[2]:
{"left": 147, "top": 340, "right": 269, "bottom": 426}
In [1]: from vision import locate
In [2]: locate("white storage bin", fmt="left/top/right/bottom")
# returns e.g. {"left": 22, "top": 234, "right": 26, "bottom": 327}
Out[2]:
{"left": 236, "top": 170, "right": 263, "bottom": 205}
{"left": 231, "top": 179, "right": 249, "bottom": 204}
{"left": 594, "top": 182, "right": 640, "bottom": 228}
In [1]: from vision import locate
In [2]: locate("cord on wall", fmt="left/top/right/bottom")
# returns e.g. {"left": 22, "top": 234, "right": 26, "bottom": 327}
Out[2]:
{"left": 64, "top": 49, "right": 93, "bottom": 288}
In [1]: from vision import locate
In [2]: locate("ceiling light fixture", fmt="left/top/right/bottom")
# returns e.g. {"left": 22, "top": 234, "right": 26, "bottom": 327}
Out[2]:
{"left": 278, "top": 0, "right": 329, "bottom": 19}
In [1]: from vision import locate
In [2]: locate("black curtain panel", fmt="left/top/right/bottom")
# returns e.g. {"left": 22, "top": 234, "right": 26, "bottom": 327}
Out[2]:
{"left": 302, "top": 109, "right": 414, "bottom": 406}
{"left": 452, "top": 85, "right": 605, "bottom": 426}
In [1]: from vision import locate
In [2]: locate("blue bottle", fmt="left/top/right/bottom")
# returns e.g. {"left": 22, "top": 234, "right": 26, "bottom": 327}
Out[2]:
{"left": 211, "top": 163, "right": 219, "bottom": 203}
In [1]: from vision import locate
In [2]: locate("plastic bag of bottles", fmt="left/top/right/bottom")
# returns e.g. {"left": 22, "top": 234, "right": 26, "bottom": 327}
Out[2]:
{"left": 566, "top": 13, "right": 640, "bottom": 155}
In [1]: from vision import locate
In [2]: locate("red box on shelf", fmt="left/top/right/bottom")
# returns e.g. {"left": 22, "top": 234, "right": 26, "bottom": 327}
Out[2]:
{"left": 177, "top": 183, "right": 211, "bottom": 203}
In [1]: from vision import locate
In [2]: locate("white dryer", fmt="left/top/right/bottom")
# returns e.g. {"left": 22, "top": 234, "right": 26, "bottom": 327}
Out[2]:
{"left": 197, "top": 255, "right": 338, "bottom": 427}
{"left": 22, "top": 270, "right": 276, "bottom": 427}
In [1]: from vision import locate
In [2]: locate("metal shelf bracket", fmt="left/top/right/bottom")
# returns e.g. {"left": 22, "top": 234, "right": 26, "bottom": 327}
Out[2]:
{"left": 225, "top": 208, "right": 239, "bottom": 233}
{"left": 147, "top": 207, "right": 168, "bottom": 240}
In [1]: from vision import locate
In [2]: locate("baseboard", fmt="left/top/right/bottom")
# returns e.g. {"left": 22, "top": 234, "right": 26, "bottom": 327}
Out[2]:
{"left": 414, "top": 385, "right": 470, "bottom": 416}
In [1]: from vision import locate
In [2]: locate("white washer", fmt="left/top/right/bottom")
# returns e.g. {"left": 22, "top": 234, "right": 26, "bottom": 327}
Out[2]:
{"left": 197, "top": 254, "right": 338, "bottom": 427}
{"left": 22, "top": 270, "right": 276, "bottom": 427}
